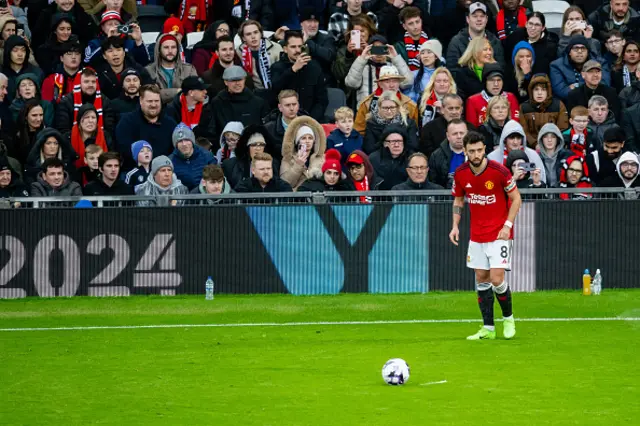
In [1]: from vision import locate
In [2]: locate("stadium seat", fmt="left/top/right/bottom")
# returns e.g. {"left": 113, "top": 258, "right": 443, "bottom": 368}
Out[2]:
{"left": 136, "top": 5, "right": 167, "bottom": 33}
{"left": 141, "top": 31, "right": 160, "bottom": 46}
{"left": 532, "top": 0, "right": 571, "bottom": 30}
{"left": 324, "top": 88, "right": 347, "bottom": 123}
{"left": 187, "top": 32, "right": 205, "bottom": 49}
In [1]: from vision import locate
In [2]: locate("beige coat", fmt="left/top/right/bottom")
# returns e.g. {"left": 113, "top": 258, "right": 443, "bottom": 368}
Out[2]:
{"left": 280, "top": 116, "right": 327, "bottom": 190}
{"left": 235, "top": 39, "right": 282, "bottom": 90}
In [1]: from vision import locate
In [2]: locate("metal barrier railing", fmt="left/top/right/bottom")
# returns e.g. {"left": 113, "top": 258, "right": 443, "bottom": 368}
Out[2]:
{"left": 2, "top": 187, "right": 636, "bottom": 208}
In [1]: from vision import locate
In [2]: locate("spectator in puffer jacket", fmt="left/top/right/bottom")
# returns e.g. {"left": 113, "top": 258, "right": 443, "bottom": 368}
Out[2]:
{"left": 135, "top": 156, "right": 189, "bottom": 206}
{"left": 369, "top": 124, "right": 412, "bottom": 190}
{"left": 518, "top": 74, "right": 569, "bottom": 149}
{"left": 30, "top": 157, "right": 82, "bottom": 197}
{"left": 169, "top": 124, "right": 217, "bottom": 191}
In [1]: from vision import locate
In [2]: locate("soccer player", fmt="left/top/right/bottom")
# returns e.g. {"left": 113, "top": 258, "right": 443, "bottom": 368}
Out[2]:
{"left": 449, "top": 131, "right": 522, "bottom": 340}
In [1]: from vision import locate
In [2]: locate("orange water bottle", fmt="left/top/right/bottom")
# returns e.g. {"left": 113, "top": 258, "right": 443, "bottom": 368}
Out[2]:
{"left": 582, "top": 269, "right": 592, "bottom": 295}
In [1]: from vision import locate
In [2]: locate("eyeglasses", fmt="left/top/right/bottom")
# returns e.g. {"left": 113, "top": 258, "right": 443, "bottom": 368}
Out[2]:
{"left": 571, "top": 46, "right": 587, "bottom": 52}
{"left": 567, "top": 168, "right": 583, "bottom": 174}
{"left": 407, "top": 166, "right": 427, "bottom": 171}
{"left": 380, "top": 106, "right": 398, "bottom": 111}
{"left": 620, "top": 162, "right": 639, "bottom": 169}
{"left": 226, "top": 137, "right": 239, "bottom": 143}
{"left": 385, "top": 140, "right": 404, "bottom": 145}
{"left": 348, "top": 163, "right": 364, "bottom": 169}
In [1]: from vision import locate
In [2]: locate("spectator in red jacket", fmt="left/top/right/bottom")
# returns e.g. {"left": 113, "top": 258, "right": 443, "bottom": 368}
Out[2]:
{"left": 465, "top": 63, "right": 520, "bottom": 128}
{"left": 41, "top": 39, "right": 82, "bottom": 104}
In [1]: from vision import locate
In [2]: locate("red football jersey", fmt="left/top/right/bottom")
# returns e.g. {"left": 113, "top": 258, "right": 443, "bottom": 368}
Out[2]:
{"left": 452, "top": 160, "right": 517, "bottom": 243}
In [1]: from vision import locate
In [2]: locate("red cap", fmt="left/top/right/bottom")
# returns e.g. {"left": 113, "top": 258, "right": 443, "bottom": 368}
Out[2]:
{"left": 346, "top": 152, "right": 364, "bottom": 165}
{"left": 163, "top": 16, "right": 185, "bottom": 36}
{"left": 322, "top": 149, "right": 342, "bottom": 174}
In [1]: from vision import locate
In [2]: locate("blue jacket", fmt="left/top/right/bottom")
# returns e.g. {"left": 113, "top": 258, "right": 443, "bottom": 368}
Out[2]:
{"left": 85, "top": 36, "right": 151, "bottom": 68}
{"left": 327, "top": 128, "right": 363, "bottom": 165}
{"left": 169, "top": 145, "right": 217, "bottom": 190}
{"left": 550, "top": 54, "right": 610, "bottom": 102}
{"left": 115, "top": 107, "right": 178, "bottom": 169}
{"left": 402, "top": 67, "right": 436, "bottom": 104}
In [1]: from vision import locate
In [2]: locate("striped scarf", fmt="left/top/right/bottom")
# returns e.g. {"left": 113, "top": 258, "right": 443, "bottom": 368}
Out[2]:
{"left": 72, "top": 72, "right": 104, "bottom": 130}
{"left": 52, "top": 72, "right": 75, "bottom": 103}
{"left": 403, "top": 31, "right": 428, "bottom": 71}
{"left": 241, "top": 39, "right": 271, "bottom": 89}
{"left": 496, "top": 7, "right": 527, "bottom": 40}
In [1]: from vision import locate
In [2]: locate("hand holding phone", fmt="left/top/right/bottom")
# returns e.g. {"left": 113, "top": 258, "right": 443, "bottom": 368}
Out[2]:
{"left": 520, "top": 162, "right": 537, "bottom": 173}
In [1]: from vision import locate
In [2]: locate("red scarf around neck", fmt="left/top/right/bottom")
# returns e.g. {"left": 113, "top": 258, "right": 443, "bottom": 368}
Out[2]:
{"left": 353, "top": 176, "right": 371, "bottom": 203}
{"left": 241, "top": 44, "right": 253, "bottom": 75}
{"left": 496, "top": 7, "right": 527, "bottom": 40}
{"left": 207, "top": 52, "right": 220, "bottom": 69}
{"left": 569, "top": 128, "right": 588, "bottom": 157}
{"left": 72, "top": 71, "right": 103, "bottom": 129}
{"left": 403, "top": 31, "right": 429, "bottom": 71}
{"left": 180, "top": 94, "right": 203, "bottom": 128}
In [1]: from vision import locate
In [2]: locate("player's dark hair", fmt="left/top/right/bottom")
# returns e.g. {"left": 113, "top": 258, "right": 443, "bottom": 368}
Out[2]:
{"left": 463, "top": 130, "right": 485, "bottom": 147}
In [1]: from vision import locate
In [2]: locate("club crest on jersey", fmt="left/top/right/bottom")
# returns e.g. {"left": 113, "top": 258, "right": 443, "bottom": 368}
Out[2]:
{"left": 485, "top": 181, "right": 494, "bottom": 190}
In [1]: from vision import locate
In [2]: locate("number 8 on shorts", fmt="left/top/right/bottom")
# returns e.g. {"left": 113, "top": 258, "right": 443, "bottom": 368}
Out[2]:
{"left": 466, "top": 240, "right": 512, "bottom": 270}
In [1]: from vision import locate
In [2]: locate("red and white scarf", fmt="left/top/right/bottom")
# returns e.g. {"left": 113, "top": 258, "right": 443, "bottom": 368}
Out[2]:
{"left": 72, "top": 71, "right": 103, "bottom": 129}
{"left": 353, "top": 176, "right": 371, "bottom": 203}
{"left": 569, "top": 128, "right": 588, "bottom": 157}
{"left": 180, "top": 94, "right": 203, "bottom": 129}
{"left": 241, "top": 39, "right": 271, "bottom": 88}
{"left": 52, "top": 72, "right": 76, "bottom": 103}
{"left": 403, "top": 31, "right": 428, "bottom": 71}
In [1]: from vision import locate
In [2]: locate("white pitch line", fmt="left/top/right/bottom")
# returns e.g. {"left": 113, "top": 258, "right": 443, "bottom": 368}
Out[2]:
{"left": 420, "top": 380, "right": 448, "bottom": 386}
{"left": 0, "top": 317, "right": 639, "bottom": 332}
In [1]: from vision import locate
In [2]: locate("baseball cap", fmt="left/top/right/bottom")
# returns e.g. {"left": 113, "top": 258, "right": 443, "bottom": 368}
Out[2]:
{"left": 181, "top": 76, "right": 209, "bottom": 92}
{"left": 582, "top": 60, "right": 602, "bottom": 72}
{"left": 468, "top": 2, "right": 488, "bottom": 15}
{"left": 346, "top": 152, "right": 365, "bottom": 165}
{"left": 223, "top": 65, "right": 247, "bottom": 81}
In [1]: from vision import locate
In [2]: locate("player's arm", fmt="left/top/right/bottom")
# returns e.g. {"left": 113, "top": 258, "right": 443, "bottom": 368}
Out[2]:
{"left": 449, "top": 196, "right": 465, "bottom": 246}
{"left": 497, "top": 186, "right": 522, "bottom": 241}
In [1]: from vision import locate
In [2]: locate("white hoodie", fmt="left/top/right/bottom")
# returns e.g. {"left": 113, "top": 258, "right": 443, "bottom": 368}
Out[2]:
{"left": 487, "top": 120, "right": 547, "bottom": 184}
{"left": 615, "top": 151, "right": 640, "bottom": 188}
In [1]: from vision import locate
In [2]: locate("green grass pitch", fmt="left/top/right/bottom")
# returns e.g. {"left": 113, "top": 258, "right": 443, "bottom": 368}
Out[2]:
{"left": 1, "top": 291, "right": 639, "bottom": 425}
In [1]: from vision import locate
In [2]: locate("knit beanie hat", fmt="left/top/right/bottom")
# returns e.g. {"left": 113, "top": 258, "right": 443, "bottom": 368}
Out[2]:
{"left": 131, "top": 140, "right": 153, "bottom": 161}
{"left": 506, "top": 150, "right": 529, "bottom": 171}
{"left": 151, "top": 155, "right": 173, "bottom": 176}
{"left": 419, "top": 40, "right": 443, "bottom": 60}
{"left": 322, "top": 149, "right": 342, "bottom": 174}
{"left": 296, "top": 125, "right": 314, "bottom": 145}
{"left": 247, "top": 133, "right": 266, "bottom": 146}
{"left": 172, "top": 123, "right": 196, "bottom": 147}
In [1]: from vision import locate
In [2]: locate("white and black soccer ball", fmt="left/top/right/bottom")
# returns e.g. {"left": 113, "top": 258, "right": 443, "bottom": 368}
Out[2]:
{"left": 382, "top": 358, "right": 410, "bottom": 385}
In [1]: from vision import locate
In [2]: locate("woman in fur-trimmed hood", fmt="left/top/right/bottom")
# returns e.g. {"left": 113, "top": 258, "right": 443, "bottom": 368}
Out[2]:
{"left": 280, "top": 115, "right": 326, "bottom": 190}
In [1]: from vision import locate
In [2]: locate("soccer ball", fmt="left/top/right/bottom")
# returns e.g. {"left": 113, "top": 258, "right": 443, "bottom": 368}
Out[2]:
{"left": 382, "top": 358, "right": 410, "bottom": 385}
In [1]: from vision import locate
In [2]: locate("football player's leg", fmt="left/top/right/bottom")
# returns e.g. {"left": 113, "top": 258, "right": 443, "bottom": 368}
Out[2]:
{"left": 467, "top": 266, "right": 496, "bottom": 340}
{"left": 488, "top": 241, "right": 515, "bottom": 339}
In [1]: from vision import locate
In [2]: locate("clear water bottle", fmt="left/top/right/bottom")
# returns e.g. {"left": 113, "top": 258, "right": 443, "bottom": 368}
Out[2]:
{"left": 205, "top": 276, "right": 214, "bottom": 300}
{"left": 592, "top": 269, "right": 602, "bottom": 295}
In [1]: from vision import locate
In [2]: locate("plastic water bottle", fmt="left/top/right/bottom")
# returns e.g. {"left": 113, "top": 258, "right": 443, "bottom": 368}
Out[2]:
{"left": 582, "top": 269, "right": 591, "bottom": 296}
{"left": 205, "top": 276, "right": 214, "bottom": 300}
{"left": 592, "top": 269, "right": 602, "bottom": 295}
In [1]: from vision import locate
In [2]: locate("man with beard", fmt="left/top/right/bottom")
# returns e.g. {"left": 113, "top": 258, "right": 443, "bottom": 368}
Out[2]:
{"left": 271, "top": 31, "right": 327, "bottom": 122}
{"left": 115, "top": 85, "right": 178, "bottom": 170}
{"left": 83, "top": 151, "right": 133, "bottom": 195}
{"left": 601, "top": 151, "right": 640, "bottom": 197}
{"left": 210, "top": 66, "right": 269, "bottom": 142}
{"left": 41, "top": 39, "right": 82, "bottom": 104}
{"left": 202, "top": 36, "right": 254, "bottom": 98}
{"left": 567, "top": 60, "right": 620, "bottom": 120}
{"left": 234, "top": 152, "right": 292, "bottom": 193}
{"left": 550, "top": 35, "right": 611, "bottom": 101}
{"left": 110, "top": 68, "right": 142, "bottom": 120}
{"left": 54, "top": 67, "right": 115, "bottom": 138}
{"left": 300, "top": 7, "right": 336, "bottom": 86}
{"left": 96, "top": 36, "right": 152, "bottom": 100}
{"left": 589, "top": 0, "right": 640, "bottom": 43}
{"left": 586, "top": 125, "right": 628, "bottom": 185}
{"left": 145, "top": 33, "right": 198, "bottom": 104}
{"left": 165, "top": 77, "right": 215, "bottom": 141}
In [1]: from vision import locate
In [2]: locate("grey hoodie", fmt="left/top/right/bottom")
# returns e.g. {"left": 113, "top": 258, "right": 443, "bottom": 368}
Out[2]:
{"left": 616, "top": 151, "right": 640, "bottom": 189}
{"left": 189, "top": 177, "right": 233, "bottom": 204}
{"left": 487, "top": 120, "right": 548, "bottom": 184}
{"left": 135, "top": 172, "right": 189, "bottom": 206}
{"left": 537, "top": 123, "right": 569, "bottom": 187}
{"left": 215, "top": 121, "right": 244, "bottom": 164}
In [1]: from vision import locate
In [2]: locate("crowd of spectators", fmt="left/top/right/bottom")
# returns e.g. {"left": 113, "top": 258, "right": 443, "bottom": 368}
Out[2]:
{"left": 1, "top": 0, "right": 640, "bottom": 205}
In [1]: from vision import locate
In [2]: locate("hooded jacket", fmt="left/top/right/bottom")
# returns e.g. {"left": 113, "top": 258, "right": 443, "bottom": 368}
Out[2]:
{"left": 519, "top": 74, "right": 569, "bottom": 148}
{"left": 0, "top": 15, "right": 36, "bottom": 68}
{"left": 487, "top": 119, "right": 547, "bottom": 184}
{"left": 9, "top": 74, "right": 55, "bottom": 127}
{"left": 30, "top": 170, "right": 82, "bottom": 197}
{"left": 549, "top": 39, "right": 611, "bottom": 101}
{"left": 169, "top": 144, "right": 217, "bottom": 191}
{"left": 135, "top": 172, "right": 189, "bottom": 206}
{"left": 0, "top": 156, "right": 29, "bottom": 198}
{"left": 343, "top": 149, "right": 384, "bottom": 191}
{"left": 600, "top": 151, "right": 640, "bottom": 192}
{"left": 585, "top": 135, "right": 627, "bottom": 186}
{"left": 465, "top": 63, "right": 521, "bottom": 128}
{"left": 368, "top": 125, "right": 411, "bottom": 191}
{"left": 280, "top": 116, "right": 327, "bottom": 190}
{"left": 210, "top": 88, "right": 269, "bottom": 142}
{"left": 215, "top": 121, "right": 244, "bottom": 164}
{"left": 24, "top": 128, "right": 79, "bottom": 185}
{"left": 556, "top": 154, "right": 593, "bottom": 200}
{"left": 189, "top": 176, "right": 233, "bottom": 204}
{"left": 537, "top": 123, "right": 573, "bottom": 187}
{"left": 221, "top": 124, "right": 281, "bottom": 189}
{"left": 2, "top": 36, "right": 43, "bottom": 103}
{"left": 96, "top": 58, "right": 153, "bottom": 100}
{"left": 145, "top": 33, "right": 198, "bottom": 103}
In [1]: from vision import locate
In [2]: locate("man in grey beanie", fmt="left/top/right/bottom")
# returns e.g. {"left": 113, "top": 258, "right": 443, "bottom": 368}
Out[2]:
{"left": 169, "top": 123, "right": 216, "bottom": 190}
{"left": 135, "top": 155, "right": 189, "bottom": 206}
